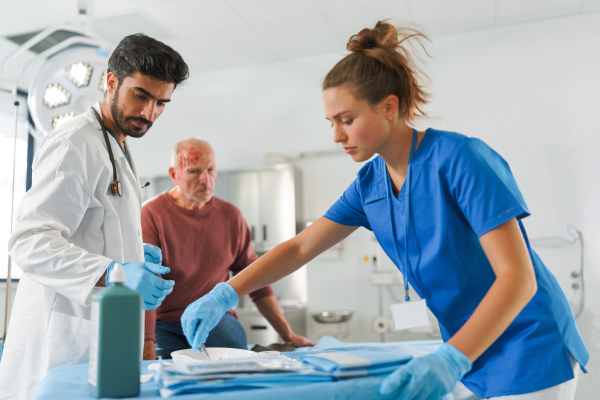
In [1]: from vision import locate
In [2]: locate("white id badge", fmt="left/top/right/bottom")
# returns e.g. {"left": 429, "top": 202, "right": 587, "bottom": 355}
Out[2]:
{"left": 390, "top": 299, "right": 430, "bottom": 330}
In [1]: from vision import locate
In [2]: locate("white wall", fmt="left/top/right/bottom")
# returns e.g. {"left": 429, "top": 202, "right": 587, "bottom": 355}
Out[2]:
{"left": 130, "top": 12, "right": 600, "bottom": 397}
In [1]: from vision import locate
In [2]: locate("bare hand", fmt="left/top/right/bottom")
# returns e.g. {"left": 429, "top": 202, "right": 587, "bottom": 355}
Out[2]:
{"left": 143, "top": 340, "right": 157, "bottom": 360}
{"left": 284, "top": 333, "right": 315, "bottom": 347}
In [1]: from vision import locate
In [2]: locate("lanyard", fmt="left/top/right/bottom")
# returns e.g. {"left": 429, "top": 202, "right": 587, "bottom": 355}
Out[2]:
{"left": 385, "top": 129, "right": 418, "bottom": 301}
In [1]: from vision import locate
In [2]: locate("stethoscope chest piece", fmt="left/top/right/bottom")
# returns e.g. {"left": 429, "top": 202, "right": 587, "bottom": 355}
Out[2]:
{"left": 112, "top": 181, "right": 122, "bottom": 197}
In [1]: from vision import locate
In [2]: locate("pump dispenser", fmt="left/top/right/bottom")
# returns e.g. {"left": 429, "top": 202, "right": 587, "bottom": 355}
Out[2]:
{"left": 89, "top": 263, "right": 142, "bottom": 398}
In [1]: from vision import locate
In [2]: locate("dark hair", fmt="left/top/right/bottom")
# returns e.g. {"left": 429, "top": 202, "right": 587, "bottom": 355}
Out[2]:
{"left": 323, "top": 21, "right": 429, "bottom": 123}
{"left": 108, "top": 34, "right": 189, "bottom": 87}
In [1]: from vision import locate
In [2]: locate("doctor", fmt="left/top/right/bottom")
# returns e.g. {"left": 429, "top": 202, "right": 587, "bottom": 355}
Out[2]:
{"left": 179, "top": 22, "right": 588, "bottom": 400}
{"left": 0, "top": 34, "right": 188, "bottom": 400}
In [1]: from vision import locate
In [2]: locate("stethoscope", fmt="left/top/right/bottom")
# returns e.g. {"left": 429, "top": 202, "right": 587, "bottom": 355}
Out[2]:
{"left": 91, "top": 107, "right": 150, "bottom": 196}
{"left": 384, "top": 128, "right": 418, "bottom": 302}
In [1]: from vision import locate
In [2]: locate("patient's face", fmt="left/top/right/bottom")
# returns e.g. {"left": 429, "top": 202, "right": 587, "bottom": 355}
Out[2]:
{"left": 173, "top": 142, "right": 217, "bottom": 204}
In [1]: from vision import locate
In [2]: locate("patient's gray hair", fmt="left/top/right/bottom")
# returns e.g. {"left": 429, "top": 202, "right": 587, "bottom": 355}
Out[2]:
{"left": 171, "top": 138, "right": 214, "bottom": 168}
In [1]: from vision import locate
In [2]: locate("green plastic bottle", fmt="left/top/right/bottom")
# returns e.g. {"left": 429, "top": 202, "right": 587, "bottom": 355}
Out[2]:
{"left": 89, "top": 263, "right": 142, "bottom": 398}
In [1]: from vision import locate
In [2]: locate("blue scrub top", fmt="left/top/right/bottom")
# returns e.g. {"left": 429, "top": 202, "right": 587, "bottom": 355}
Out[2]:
{"left": 324, "top": 129, "right": 589, "bottom": 398}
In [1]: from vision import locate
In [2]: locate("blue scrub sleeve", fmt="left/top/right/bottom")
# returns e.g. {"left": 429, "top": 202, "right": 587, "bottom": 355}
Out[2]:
{"left": 447, "top": 138, "right": 530, "bottom": 237}
{"left": 324, "top": 178, "right": 372, "bottom": 230}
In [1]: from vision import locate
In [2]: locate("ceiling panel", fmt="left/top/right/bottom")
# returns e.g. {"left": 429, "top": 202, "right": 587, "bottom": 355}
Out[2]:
{"left": 144, "top": 0, "right": 247, "bottom": 37}
{"left": 39, "top": 0, "right": 138, "bottom": 19}
{"left": 254, "top": 13, "right": 342, "bottom": 58}
{"left": 581, "top": 0, "right": 600, "bottom": 12}
{"left": 496, "top": 0, "right": 582, "bottom": 24}
{"left": 408, "top": 0, "right": 494, "bottom": 35}
{"left": 0, "top": 0, "right": 69, "bottom": 36}
{"left": 226, "top": 0, "right": 322, "bottom": 25}
{"left": 130, "top": 0, "right": 172, "bottom": 5}
{"left": 189, "top": 26, "right": 278, "bottom": 68}
{"left": 316, "top": 0, "right": 394, "bottom": 13}
{"left": 2, "top": 0, "right": 600, "bottom": 76}
{"left": 324, "top": 0, "right": 412, "bottom": 42}
{"left": 94, "top": 13, "right": 170, "bottom": 44}
{"left": 161, "top": 38, "right": 212, "bottom": 72}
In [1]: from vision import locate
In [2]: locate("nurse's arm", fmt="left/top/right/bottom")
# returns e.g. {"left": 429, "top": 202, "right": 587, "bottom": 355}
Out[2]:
{"left": 227, "top": 217, "right": 358, "bottom": 297}
{"left": 447, "top": 218, "right": 537, "bottom": 362}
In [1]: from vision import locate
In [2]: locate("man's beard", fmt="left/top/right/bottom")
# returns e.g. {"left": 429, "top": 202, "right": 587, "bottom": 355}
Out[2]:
{"left": 110, "top": 84, "right": 153, "bottom": 138}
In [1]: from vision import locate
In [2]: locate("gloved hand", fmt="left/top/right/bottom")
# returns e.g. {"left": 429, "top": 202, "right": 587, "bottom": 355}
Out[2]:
{"left": 181, "top": 282, "right": 238, "bottom": 351}
{"left": 106, "top": 261, "right": 175, "bottom": 311}
{"left": 379, "top": 343, "right": 472, "bottom": 400}
{"left": 143, "top": 243, "right": 162, "bottom": 264}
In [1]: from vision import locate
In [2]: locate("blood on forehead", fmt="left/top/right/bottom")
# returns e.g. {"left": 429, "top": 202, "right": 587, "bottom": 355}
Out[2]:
{"left": 177, "top": 145, "right": 202, "bottom": 170}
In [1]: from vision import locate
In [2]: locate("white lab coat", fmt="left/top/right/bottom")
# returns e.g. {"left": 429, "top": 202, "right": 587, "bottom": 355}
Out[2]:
{"left": 0, "top": 103, "right": 144, "bottom": 400}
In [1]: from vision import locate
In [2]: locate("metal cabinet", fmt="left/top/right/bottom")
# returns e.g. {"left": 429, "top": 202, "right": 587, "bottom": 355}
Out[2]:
{"left": 216, "top": 164, "right": 302, "bottom": 254}
{"left": 225, "top": 170, "right": 260, "bottom": 242}
{"left": 215, "top": 163, "right": 307, "bottom": 305}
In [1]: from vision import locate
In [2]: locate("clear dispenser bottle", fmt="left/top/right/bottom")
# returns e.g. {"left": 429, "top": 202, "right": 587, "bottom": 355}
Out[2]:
{"left": 89, "top": 263, "right": 141, "bottom": 398}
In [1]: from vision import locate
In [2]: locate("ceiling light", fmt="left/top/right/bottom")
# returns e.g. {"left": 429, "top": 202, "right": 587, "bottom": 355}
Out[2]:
{"left": 52, "top": 111, "right": 76, "bottom": 128}
{"left": 99, "top": 70, "right": 107, "bottom": 92}
{"left": 66, "top": 62, "right": 92, "bottom": 87}
{"left": 43, "top": 83, "right": 71, "bottom": 108}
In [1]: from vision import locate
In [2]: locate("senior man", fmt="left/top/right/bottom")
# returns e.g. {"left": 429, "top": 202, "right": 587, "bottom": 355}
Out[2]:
{"left": 1, "top": 34, "right": 187, "bottom": 399}
{"left": 143, "top": 138, "right": 313, "bottom": 359}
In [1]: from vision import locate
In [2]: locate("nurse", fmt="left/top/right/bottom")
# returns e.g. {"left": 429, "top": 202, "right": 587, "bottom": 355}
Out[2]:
{"left": 0, "top": 34, "right": 187, "bottom": 400}
{"left": 180, "top": 21, "right": 588, "bottom": 399}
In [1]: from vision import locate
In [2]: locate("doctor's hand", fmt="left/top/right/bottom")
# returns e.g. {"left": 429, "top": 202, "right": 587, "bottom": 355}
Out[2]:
{"left": 181, "top": 282, "right": 238, "bottom": 351}
{"left": 106, "top": 261, "right": 175, "bottom": 310}
{"left": 143, "top": 243, "right": 162, "bottom": 265}
{"left": 379, "top": 343, "right": 472, "bottom": 400}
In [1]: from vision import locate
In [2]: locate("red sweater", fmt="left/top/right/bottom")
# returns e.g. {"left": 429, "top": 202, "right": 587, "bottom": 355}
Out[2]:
{"left": 142, "top": 192, "right": 273, "bottom": 341}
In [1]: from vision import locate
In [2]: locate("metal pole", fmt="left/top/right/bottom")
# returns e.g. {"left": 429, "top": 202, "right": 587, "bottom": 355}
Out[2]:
{"left": 3, "top": 100, "right": 19, "bottom": 340}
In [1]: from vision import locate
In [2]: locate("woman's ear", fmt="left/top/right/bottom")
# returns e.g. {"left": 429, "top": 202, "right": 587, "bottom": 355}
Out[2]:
{"left": 383, "top": 94, "right": 400, "bottom": 119}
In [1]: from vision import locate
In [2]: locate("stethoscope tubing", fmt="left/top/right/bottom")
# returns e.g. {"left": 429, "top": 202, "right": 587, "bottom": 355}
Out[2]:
{"left": 91, "top": 107, "right": 121, "bottom": 197}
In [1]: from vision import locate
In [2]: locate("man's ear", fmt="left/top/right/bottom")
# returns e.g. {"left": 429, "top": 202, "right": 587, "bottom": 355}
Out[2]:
{"left": 106, "top": 72, "right": 118, "bottom": 96}
{"left": 168, "top": 167, "right": 178, "bottom": 186}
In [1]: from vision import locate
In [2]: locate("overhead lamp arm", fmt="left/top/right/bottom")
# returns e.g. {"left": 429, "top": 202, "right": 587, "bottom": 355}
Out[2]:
{"left": 19, "top": 35, "right": 111, "bottom": 81}
{"left": 1, "top": 24, "right": 90, "bottom": 75}
{"left": 0, "top": 25, "right": 111, "bottom": 95}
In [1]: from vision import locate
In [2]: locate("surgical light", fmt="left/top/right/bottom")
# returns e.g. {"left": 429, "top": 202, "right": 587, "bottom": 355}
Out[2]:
{"left": 28, "top": 46, "right": 109, "bottom": 136}
{"left": 66, "top": 62, "right": 92, "bottom": 87}
{"left": 52, "top": 111, "right": 76, "bottom": 128}
{"left": 99, "top": 70, "right": 107, "bottom": 92}
{"left": 43, "top": 83, "right": 71, "bottom": 108}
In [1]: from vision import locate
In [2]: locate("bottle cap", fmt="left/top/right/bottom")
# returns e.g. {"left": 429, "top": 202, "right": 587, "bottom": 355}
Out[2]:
{"left": 108, "top": 262, "right": 126, "bottom": 283}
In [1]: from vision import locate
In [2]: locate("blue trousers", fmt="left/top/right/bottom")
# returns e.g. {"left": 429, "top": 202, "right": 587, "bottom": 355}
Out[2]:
{"left": 155, "top": 313, "right": 247, "bottom": 359}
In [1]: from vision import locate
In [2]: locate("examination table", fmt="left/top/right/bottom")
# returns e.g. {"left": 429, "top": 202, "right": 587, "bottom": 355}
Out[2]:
{"left": 32, "top": 338, "right": 480, "bottom": 400}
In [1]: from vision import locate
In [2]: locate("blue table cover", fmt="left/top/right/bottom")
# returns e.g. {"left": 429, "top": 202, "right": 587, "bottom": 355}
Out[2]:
{"left": 32, "top": 339, "right": 477, "bottom": 400}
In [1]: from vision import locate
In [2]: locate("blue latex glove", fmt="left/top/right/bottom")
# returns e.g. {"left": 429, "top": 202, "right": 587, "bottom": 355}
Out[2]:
{"left": 143, "top": 243, "right": 162, "bottom": 264}
{"left": 379, "top": 343, "right": 472, "bottom": 400}
{"left": 181, "top": 282, "right": 238, "bottom": 350}
{"left": 106, "top": 261, "right": 175, "bottom": 311}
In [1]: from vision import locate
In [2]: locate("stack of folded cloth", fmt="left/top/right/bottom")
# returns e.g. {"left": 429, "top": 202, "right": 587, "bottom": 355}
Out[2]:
{"left": 290, "top": 350, "right": 412, "bottom": 378}
{"left": 156, "top": 355, "right": 333, "bottom": 397}
{"left": 156, "top": 345, "right": 412, "bottom": 397}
